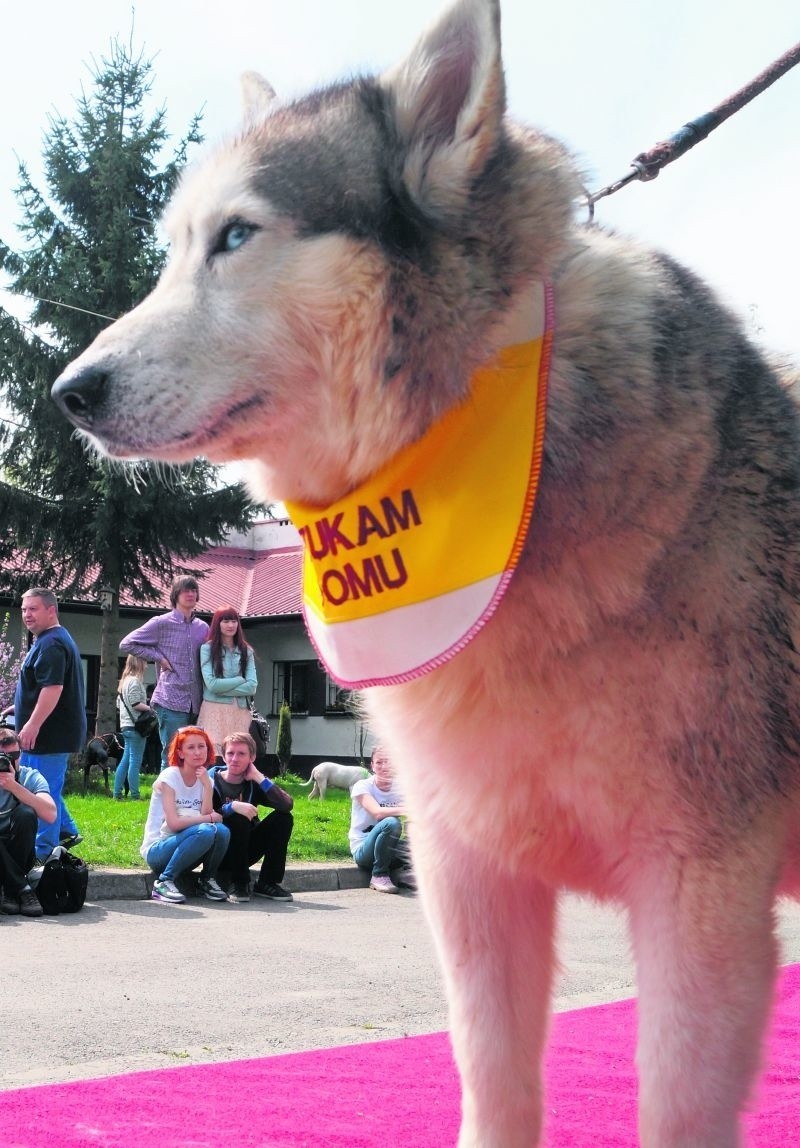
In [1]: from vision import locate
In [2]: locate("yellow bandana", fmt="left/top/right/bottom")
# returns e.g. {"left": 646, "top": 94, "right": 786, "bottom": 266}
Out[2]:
{"left": 285, "top": 282, "right": 553, "bottom": 688}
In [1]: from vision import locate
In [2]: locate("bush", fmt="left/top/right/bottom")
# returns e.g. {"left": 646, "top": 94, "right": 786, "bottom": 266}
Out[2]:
{"left": 276, "top": 700, "right": 292, "bottom": 775}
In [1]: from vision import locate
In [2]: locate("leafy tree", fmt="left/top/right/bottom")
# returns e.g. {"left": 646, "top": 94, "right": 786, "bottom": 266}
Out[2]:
{"left": 276, "top": 701, "right": 293, "bottom": 776}
{"left": 0, "top": 40, "right": 257, "bottom": 734}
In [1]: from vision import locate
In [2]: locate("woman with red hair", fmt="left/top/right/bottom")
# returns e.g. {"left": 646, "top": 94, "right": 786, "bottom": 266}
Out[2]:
{"left": 140, "top": 726, "right": 230, "bottom": 903}
{"left": 197, "top": 606, "right": 258, "bottom": 759}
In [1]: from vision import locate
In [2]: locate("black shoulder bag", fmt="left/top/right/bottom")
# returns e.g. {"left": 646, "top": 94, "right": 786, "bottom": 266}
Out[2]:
{"left": 118, "top": 690, "right": 159, "bottom": 739}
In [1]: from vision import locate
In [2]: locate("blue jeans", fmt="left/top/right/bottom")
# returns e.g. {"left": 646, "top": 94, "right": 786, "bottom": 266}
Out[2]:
{"left": 114, "top": 729, "right": 145, "bottom": 799}
{"left": 352, "top": 817, "right": 403, "bottom": 877}
{"left": 20, "top": 751, "right": 80, "bottom": 860}
{"left": 145, "top": 822, "right": 230, "bottom": 883}
{"left": 153, "top": 705, "right": 190, "bottom": 770}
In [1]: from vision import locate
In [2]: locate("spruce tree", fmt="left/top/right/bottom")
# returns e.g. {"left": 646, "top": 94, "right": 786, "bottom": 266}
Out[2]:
{"left": 0, "top": 40, "right": 256, "bottom": 734}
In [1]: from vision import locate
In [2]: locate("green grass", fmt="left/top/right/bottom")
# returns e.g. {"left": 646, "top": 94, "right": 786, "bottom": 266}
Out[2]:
{"left": 63, "top": 770, "right": 353, "bottom": 868}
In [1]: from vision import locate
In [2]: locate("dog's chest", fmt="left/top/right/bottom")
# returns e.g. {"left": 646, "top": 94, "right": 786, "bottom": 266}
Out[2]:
{"left": 370, "top": 652, "right": 652, "bottom": 892}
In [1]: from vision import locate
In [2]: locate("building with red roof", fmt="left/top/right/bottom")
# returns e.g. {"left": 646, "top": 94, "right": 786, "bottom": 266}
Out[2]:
{"left": 2, "top": 519, "right": 372, "bottom": 771}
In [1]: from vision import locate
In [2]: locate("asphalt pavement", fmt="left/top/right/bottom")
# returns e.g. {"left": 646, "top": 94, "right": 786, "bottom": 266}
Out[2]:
{"left": 3, "top": 878, "right": 800, "bottom": 1092}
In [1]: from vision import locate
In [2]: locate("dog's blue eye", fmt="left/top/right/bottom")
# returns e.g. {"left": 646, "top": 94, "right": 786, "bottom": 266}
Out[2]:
{"left": 216, "top": 222, "right": 254, "bottom": 254}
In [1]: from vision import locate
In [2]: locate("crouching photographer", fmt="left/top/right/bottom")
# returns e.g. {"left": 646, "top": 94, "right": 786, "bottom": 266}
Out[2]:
{"left": 0, "top": 730, "right": 56, "bottom": 916}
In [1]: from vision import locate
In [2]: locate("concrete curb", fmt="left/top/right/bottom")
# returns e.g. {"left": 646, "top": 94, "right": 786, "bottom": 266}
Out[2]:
{"left": 87, "top": 862, "right": 370, "bottom": 901}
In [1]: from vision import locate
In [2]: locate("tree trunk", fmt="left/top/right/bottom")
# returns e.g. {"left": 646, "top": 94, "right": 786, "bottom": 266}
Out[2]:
{"left": 96, "top": 596, "right": 120, "bottom": 737}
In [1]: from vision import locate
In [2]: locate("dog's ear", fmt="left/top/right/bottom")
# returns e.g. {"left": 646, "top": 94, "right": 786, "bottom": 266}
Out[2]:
{"left": 240, "top": 71, "right": 278, "bottom": 121}
{"left": 380, "top": 0, "right": 504, "bottom": 216}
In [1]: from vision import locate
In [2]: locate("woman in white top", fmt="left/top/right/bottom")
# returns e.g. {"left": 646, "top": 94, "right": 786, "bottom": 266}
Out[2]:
{"left": 349, "top": 746, "right": 415, "bottom": 894}
{"left": 115, "top": 655, "right": 154, "bottom": 800}
{"left": 140, "top": 726, "right": 230, "bottom": 904}
{"left": 197, "top": 605, "right": 258, "bottom": 759}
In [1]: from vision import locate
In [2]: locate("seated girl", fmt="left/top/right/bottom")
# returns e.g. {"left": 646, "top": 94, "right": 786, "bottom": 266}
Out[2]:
{"left": 140, "top": 726, "right": 231, "bottom": 903}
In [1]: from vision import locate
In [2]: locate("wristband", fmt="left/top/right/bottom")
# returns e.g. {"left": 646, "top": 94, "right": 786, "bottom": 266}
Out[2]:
{"left": 259, "top": 778, "right": 274, "bottom": 793}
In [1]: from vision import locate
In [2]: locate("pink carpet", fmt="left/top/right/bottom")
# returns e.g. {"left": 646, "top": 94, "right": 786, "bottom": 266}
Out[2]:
{"left": 3, "top": 965, "right": 799, "bottom": 1147}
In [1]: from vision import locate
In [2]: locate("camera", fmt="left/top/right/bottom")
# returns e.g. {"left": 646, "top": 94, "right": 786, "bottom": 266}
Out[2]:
{"left": 0, "top": 755, "right": 13, "bottom": 773}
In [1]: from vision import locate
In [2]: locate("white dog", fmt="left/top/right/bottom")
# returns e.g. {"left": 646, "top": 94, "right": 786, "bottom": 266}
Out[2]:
{"left": 53, "top": 1, "right": 800, "bottom": 1144}
{"left": 300, "top": 762, "right": 368, "bottom": 800}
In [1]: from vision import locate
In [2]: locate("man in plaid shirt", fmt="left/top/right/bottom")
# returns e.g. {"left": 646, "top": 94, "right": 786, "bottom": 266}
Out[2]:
{"left": 120, "top": 576, "right": 209, "bottom": 769}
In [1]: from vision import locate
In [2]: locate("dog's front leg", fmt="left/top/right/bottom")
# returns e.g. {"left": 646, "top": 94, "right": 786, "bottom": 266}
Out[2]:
{"left": 420, "top": 841, "right": 557, "bottom": 1148}
{"left": 628, "top": 846, "right": 779, "bottom": 1148}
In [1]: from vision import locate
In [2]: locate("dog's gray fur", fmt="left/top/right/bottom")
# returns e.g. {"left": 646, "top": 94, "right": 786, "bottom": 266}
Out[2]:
{"left": 52, "top": 1, "right": 800, "bottom": 1143}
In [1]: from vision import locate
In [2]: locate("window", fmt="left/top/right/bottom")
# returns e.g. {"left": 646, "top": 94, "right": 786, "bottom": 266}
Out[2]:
{"left": 325, "top": 677, "right": 353, "bottom": 715}
{"left": 272, "top": 660, "right": 321, "bottom": 715}
{"left": 81, "top": 655, "right": 100, "bottom": 715}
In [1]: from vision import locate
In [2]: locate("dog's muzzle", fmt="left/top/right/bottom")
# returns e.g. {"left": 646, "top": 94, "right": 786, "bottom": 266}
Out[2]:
{"left": 52, "top": 365, "right": 110, "bottom": 430}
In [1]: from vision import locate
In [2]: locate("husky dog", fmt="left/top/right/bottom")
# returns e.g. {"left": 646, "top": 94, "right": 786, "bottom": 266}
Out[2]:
{"left": 300, "top": 761, "right": 369, "bottom": 800}
{"left": 53, "top": 0, "right": 800, "bottom": 1143}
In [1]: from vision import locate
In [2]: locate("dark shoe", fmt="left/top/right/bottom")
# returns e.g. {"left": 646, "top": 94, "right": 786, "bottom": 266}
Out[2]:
{"left": 19, "top": 887, "right": 43, "bottom": 917}
{"left": 393, "top": 867, "right": 418, "bottom": 891}
{"left": 0, "top": 889, "right": 20, "bottom": 915}
{"left": 253, "top": 881, "right": 293, "bottom": 902}
{"left": 60, "top": 833, "right": 83, "bottom": 849}
{"left": 228, "top": 881, "right": 251, "bottom": 904}
{"left": 197, "top": 876, "right": 228, "bottom": 902}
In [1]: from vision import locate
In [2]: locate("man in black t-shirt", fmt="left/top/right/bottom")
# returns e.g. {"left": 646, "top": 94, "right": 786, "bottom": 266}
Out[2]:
{"left": 210, "top": 732, "right": 294, "bottom": 904}
{"left": 15, "top": 588, "right": 87, "bottom": 860}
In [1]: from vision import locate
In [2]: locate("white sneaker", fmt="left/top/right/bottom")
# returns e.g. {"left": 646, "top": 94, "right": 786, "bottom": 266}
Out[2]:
{"left": 152, "top": 878, "right": 185, "bottom": 904}
{"left": 369, "top": 874, "right": 399, "bottom": 894}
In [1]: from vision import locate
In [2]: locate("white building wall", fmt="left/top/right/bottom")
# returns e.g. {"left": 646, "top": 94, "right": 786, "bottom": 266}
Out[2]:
{"left": 247, "top": 620, "right": 374, "bottom": 764}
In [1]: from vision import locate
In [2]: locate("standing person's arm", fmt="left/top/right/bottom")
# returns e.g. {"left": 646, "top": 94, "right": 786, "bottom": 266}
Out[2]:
{"left": 212, "top": 651, "right": 258, "bottom": 697}
{"left": 243, "top": 650, "right": 258, "bottom": 697}
{"left": 200, "top": 645, "right": 253, "bottom": 698}
{"left": 18, "top": 685, "right": 63, "bottom": 751}
{"left": 126, "top": 678, "right": 152, "bottom": 714}
{"left": 199, "top": 644, "right": 234, "bottom": 696}
{"left": 120, "top": 617, "right": 173, "bottom": 672}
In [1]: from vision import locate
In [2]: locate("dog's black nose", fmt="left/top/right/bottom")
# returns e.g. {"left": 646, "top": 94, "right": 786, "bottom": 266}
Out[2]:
{"left": 51, "top": 366, "right": 109, "bottom": 428}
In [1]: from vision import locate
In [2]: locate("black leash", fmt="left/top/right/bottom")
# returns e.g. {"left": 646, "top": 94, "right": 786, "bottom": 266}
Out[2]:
{"left": 587, "top": 39, "right": 800, "bottom": 219}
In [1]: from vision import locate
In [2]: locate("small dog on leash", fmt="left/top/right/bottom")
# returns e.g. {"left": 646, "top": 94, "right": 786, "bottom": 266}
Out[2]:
{"left": 300, "top": 762, "right": 369, "bottom": 800}
{"left": 53, "top": 0, "right": 800, "bottom": 1143}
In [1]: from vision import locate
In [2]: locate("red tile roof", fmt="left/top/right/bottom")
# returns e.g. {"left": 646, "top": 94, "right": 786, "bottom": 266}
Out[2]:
{"left": 2, "top": 529, "right": 305, "bottom": 619}
{"left": 185, "top": 545, "right": 304, "bottom": 618}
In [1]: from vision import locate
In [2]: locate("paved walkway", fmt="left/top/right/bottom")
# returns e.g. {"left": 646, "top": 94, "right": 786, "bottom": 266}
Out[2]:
{"left": 87, "top": 860, "right": 371, "bottom": 900}
{"left": 4, "top": 875, "right": 800, "bottom": 1094}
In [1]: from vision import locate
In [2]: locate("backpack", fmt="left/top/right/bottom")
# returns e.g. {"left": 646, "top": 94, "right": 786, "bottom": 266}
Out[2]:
{"left": 35, "top": 847, "right": 89, "bottom": 914}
